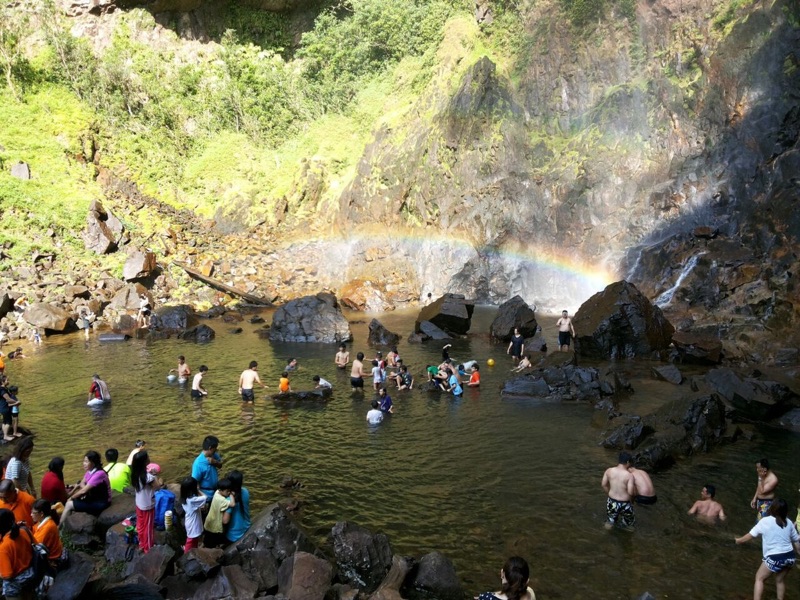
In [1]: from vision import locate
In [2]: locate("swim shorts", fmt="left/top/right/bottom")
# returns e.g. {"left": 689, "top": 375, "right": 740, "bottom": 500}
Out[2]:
{"left": 350, "top": 377, "right": 364, "bottom": 389}
{"left": 756, "top": 498, "right": 774, "bottom": 521}
{"left": 559, "top": 331, "right": 571, "bottom": 347}
{"left": 191, "top": 390, "right": 204, "bottom": 399}
{"left": 764, "top": 551, "right": 796, "bottom": 573}
{"left": 636, "top": 495, "right": 658, "bottom": 505}
{"left": 606, "top": 497, "right": 635, "bottom": 527}
{"left": 241, "top": 389, "right": 255, "bottom": 402}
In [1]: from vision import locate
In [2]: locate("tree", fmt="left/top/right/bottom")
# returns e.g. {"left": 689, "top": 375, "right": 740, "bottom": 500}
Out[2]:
{"left": 0, "top": 7, "right": 29, "bottom": 100}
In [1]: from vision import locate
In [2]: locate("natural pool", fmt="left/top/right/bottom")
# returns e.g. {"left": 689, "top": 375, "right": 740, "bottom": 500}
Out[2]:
{"left": 9, "top": 306, "right": 800, "bottom": 598}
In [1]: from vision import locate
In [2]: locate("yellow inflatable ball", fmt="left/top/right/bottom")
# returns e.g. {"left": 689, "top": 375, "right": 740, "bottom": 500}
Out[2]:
{"left": 487, "top": 358, "right": 495, "bottom": 367}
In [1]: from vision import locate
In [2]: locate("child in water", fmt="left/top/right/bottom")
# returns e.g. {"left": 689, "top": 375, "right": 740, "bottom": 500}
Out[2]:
{"left": 278, "top": 372, "right": 291, "bottom": 393}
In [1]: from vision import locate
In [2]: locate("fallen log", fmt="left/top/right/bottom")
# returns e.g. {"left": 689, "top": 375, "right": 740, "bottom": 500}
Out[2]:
{"left": 173, "top": 261, "right": 272, "bottom": 305}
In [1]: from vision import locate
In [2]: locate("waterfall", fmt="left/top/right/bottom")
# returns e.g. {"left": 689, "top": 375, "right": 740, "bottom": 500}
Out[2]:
{"left": 655, "top": 252, "right": 706, "bottom": 308}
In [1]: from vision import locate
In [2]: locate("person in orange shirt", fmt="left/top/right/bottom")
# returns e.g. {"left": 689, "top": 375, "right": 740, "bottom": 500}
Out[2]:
{"left": 467, "top": 364, "right": 481, "bottom": 387}
{"left": 31, "top": 499, "right": 62, "bottom": 564}
{"left": 0, "top": 481, "right": 34, "bottom": 528}
{"left": 0, "top": 507, "right": 34, "bottom": 599}
{"left": 278, "top": 372, "right": 291, "bottom": 394}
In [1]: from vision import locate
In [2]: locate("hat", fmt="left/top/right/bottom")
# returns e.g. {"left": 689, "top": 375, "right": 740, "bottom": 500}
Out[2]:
{"left": 147, "top": 462, "right": 161, "bottom": 474}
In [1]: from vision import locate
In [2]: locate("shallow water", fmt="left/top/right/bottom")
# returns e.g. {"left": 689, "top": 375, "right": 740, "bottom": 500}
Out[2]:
{"left": 7, "top": 306, "right": 800, "bottom": 598}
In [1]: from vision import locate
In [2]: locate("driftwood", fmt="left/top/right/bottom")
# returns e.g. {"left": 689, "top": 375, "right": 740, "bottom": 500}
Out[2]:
{"left": 173, "top": 261, "right": 272, "bottom": 305}
{"left": 368, "top": 555, "right": 411, "bottom": 600}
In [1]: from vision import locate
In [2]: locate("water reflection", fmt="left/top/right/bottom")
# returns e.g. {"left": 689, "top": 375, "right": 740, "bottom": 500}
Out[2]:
{"left": 5, "top": 307, "right": 799, "bottom": 597}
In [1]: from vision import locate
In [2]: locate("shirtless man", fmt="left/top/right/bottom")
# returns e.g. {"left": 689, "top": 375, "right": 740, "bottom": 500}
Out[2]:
{"left": 688, "top": 484, "right": 726, "bottom": 522}
{"left": 557, "top": 310, "right": 575, "bottom": 352}
{"left": 350, "top": 352, "right": 366, "bottom": 392}
{"left": 334, "top": 344, "right": 350, "bottom": 370}
{"left": 751, "top": 458, "right": 778, "bottom": 520}
{"left": 601, "top": 452, "right": 636, "bottom": 529}
{"left": 629, "top": 462, "right": 657, "bottom": 505}
{"left": 170, "top": 355, "right": 191, "bottom": 384}
{"left": 238, "top": 361, "right": 266, "bottom": 403}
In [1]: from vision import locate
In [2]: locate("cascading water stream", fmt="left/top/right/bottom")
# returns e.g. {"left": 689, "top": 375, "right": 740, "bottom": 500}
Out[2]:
{"left": 655, "top": 252, "right": 706, "bottom": 307}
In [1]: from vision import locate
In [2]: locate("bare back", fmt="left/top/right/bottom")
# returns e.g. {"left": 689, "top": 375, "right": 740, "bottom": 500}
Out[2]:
{"left": 351, "top": 360, "right": 364, "bottom": 378}
{"left": 630, "top": 467, "right": 655, "bottom": 497}
{"left": 602, "top": 465, "right": 635, "bottom": 502}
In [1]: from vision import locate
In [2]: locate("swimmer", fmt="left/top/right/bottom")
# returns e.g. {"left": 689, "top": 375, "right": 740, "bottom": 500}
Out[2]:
{"left": 170, "top": 355, "right": 192, "bottom": 384}
{"left": 239, "top": 361, "right": 267, "bottom": 403}
{"left": 284, "top": 358, "right": 298, "bottom": 372}
{"left": 629, "top": 461, "right": 657, "bottom": 505}
{"left": 751, "top": 458, "right": 778, "bottom": 521}
{"left": 191, "top": 366, "right": 209, "bottom": 399}
{"left": 688, "top": 484, "right": 726, "bottom": 522}
{"left": 334, "top": 344, "right": 350, "bottom": 369}
{"left": 467, "top": 364, "right": 480, "bottom": 387}
{"left": 351, "top": 352, "right": 366, "bottom": 392}
{"left": 601, "top": 452, "right": 635, "bottom": 529}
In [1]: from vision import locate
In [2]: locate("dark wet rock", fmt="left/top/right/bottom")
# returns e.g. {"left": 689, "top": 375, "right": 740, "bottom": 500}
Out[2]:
{"left": 415, "top": 294, "right": 474, "bottom": 335}
{"left": 178, "top": 548, "right": 223, "bottom": 580}
{"left": 48, "top": 550, "right": 94, "bottom": 600}
{"left": 652, "top": 365, "right": 683, "bottom": 385}
{"left": 114, "top": 314, "right": 137, "bottom": 331}
{"left": 0, "top": 291, "right": 12, "bottom": 320}
{"left": 368, "top": 319, "right": 402, "bottom": 347}
{"left": 574, "top": 281, "right": 674, "bottom": 359}
{"left": 524, "top": 334, "right": 548, "bottom": 353}
{"left": 22, "top": 302, "right": 74, "bottom": 332}
{"left": 706, "top": 368, "right": 799, "bottom": 420}
{"left": 368, "top": 554, "right": 410, "bottom": 600}
{"left": 239, "top": 548, "right": 279, "bottom": 594}
{"left": 105, "top": 575, "right": 163, "bottom": 598}
{"left": 331, "top": 521, "right": 393, "bottom": 592}
{"left": 151, "top": 305, "right": 193, "bottom": 331}
{"left": 105, "top": 522, "right": 132, "bottom": 563}
{"left": 490, "top": 295, "right": 538, "bottom": 341}
{"left": 407, "top": 332, "right": 429, "bottom": 343}
{"left": 125, "top": 543, "right": 176, "bottom": 583}
{"left": 123, "top": 249, "right": 157, "bottom": 281}
{"left": 671, "top": 332, "right": 723, "bottom": 364}
{"left": 502, "top": 376, "right": 550, "bottom": 397}
{"left": 269, "top": 293, "right": 352, "bottom": 343}
{"left": 602, "top": 394, "right": 727, "bottom": 470}
{"left": 83, "top": 199, "right": 123, "bottom": 254}
{"left": 417, "top": 320, "right": 452, "bottom": 340}
{"left": 62, "top": 511, "right": 97, "bottom": 545}
{"left": 178, "top": 324, "right": 215, "bottom": 342}
{"left": 250, "top": 315, "right": 265, "bottom": 324}
{"left": 10, "top": 161, "right": 31, "bottom": 180}
{"left": 97, "top": 492, "right": 136, "bottom": 533}
{"left": 230, "top": 503, "right": 318, "bottom": 563}
{"left": 229, "top": 327, "right": 243, "bottom": 333}
{"left": 222, "top": 312, "right": 243, "bottom": 323}
{"left": 194, "top": 564, "right": 258, "bottom": 600}
{"left": 777, "top": 408, "right": 800, "bottom": 430}
{"left": 538, "top": 351, "right": 577, "bottom": 369}
{"left": 197, "top": 305, "right": 227, "bottom": 319}
{"left": 277, "top": 551, "right": 334, "bottom": 600}
{"left": 404, "top": 551, "right": 462, "bottom": 600}
{"left": 161, "top": 573, "right": 202, "bottom": 599}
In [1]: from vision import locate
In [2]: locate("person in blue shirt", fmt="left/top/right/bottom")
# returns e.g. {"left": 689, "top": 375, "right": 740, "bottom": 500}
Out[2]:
{"left": 445, "top": 369, "right": 463, "bottom": 396}
{"left": 378, "top": 388, "right": 394, "bottom": 414}
{"left": 224, "top": 470, "right": 250, "bottom": 544}
{"left": 191, "top": 435, "right": 222, "bottom": 501}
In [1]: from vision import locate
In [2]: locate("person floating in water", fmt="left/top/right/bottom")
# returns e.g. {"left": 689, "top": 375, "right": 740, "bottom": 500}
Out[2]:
{"left": 284, "top": 358, "right": 298, "bottom": 372}
{"left": 557, "top": 310, "right": 575, "bottom": 352}
{"left": 752, "top": 458, "right": 778, "bottom": 521}
{"left": 601, "top": 452, "right": 636, "bottom": 530}
{"left": 688, "top": 484, "right": 726, "bottom": 522}
{"left": 511, "top": 355, "right": 532, "bottom": 372}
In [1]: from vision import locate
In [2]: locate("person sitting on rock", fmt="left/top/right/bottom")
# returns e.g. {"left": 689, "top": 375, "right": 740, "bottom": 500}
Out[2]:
{"left": 278, "top": 372, "right": 292, "bottom": 394}
{"left": 394, "top": 366, "right": 414, "bottom": 391}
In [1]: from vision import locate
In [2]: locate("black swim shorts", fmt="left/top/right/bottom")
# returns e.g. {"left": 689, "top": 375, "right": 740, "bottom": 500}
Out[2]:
{"left": 558, "top": 331, "right": 571, "bottom": 347}
{"left": 241, "top": 389, "right": 255, "bottom": 402}
{"left": 350, "top": 377, "right": 364, "bottom": 388}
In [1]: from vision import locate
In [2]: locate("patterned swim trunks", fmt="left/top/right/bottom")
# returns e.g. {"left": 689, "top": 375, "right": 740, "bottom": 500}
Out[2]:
{"left": 606, "top": 497, "right": 635, "bottom": 527}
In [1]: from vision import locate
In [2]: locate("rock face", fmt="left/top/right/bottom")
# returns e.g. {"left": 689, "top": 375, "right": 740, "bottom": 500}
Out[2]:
{"left": 123, "top": 249, "right": 157, "bottom": 281}
{"left": 269, "top": 293, "right": 352, "bottom": 343}
{"left": 368, "top": 319, "right": 401, "bottom": 347}
{"left": 705, "top": 368, "right": 799, "bottom": 421}
{"left": 501, "top": 352, "right": 615, "bottom": 403}
{"left": 490, "top": 295, "right": 538, "bottom": 340}
{"left": 573, "top": 281, "right": 674, "bottom": 359}
{"left": 277, "top": 551, "right": 334, "bottom": 600}
{"left": 671, "top": 332, "right": 723, "bottom": 364}
{"left": 23, "top": 303, "right": 74, "bottom": 333}
{"left": 340, "top": 280, "right": 394, "bottom": 312}
{"left": 415, "top": 294, "right": 474, "bottom": 335}
{"left": 82, "top": 199, "right": 124, "bottom": 254}
{"left": 601, "top": 394, "right": 727, "bottom": 470}
{"left": 331, "top": 521, "right": 393, "bottom": 593}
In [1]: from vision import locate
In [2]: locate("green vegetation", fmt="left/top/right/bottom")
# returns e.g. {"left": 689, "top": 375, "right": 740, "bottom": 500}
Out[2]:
{"left": 560, "top": 0, "right": 636, "bottom": 27}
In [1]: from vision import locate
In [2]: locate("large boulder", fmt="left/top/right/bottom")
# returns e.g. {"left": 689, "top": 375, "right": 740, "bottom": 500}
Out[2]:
{"left": 48, "top": 551, "right": 94, "bottom": 600}
{"left": 150, "top": 305, "right": 194, "bottom": 331}
{"left": 415, "top": 294, "right": 474, "bottom": 335}
{"left": 331, "top": 521, "right": 393, "bottom": 593}
{"left": 0, "top": 291, "right": 12, "bottom": 321}
{"left": 671, "top": 332, "right": 723, "bottom": 364}
{"left": 277, "top": 551, "right": 334, "bottom": 600}
{"left": 109, "top": 284, "right": 145, "bottom": 311}
{"left": 96, "top": 492, "right": 136, "bottom": 533}
{"left": 193, "top": 564, "right": 258, "bottom": 600}
{"left": 125, "top": 543, "right": 176, "bottom": 582}
{"left": 82, "top": 199, "right": 124, "bottom": 254}
{"left": 238, "top": 548, "right": 279, "bottom": 594}
{"left": 368, "top": 319, "right": 401, "bottom": 347}
{"left": 177, "top": 324, "right": 216, "bottom": 342}
{"left": 178, "top": 548, "right": 224, "bottom": 579}
{"left": 61, "top": 512, "right": 97, "bottom": 546}
{"left": 269, "top": 293, "right": 352, "bottom": 343}
{"left": 228, "top": 503, "right": 318, "bottom": 563}
{"left": 404, "top": 551, "right": 463, "bottom": 600}
{"left": 490, "top": 295, "right": 538, "bottom": 341}
{"left": 417, "top": 321, "right": 452, "bottom": 340}
{"left": 123, "top": 249, "right": 157, "bottom": 281}
{"left": 706, "top": 368, "right": 799, "bottom": 420}
{"left": 22, "top": 303, "right": 74, "bottom": 333}
{"left": 601, "top": 394, "right": 727, "bottom": 470}
{"left": 574, "top": 281, "right": 674, "bottom": 359}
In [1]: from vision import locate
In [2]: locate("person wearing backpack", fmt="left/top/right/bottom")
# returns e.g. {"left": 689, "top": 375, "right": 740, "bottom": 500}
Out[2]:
{"left": 0, "top": 507, "right": 35, "bottom": 600}
{"left": 130, "top": 451, "right": 161, "bottom": 554}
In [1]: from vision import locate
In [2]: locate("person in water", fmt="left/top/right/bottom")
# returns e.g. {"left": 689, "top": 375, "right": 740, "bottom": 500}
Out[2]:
{"left": 239, "top": 361, "right": 266, "bottom": 403}
{"left": 278, "top": 372, "right": 292, "bottom": 394}
{"left": 557, "top": 310, "right": 575, "bottom": 352}
{"left": 467, "top": 365, "right": 481, "bottom": 387}
{"left": 170, "top": 355, "right": 191, "bottom": 383}
{"left": 629, "top": 461, "right": 657, "bottom": 505}
{"left": 191, "top": 366, "right": 209, "bottom": 398}
{"left": 752, "top": 458, "right": 778, "bottom": 521}
{"left": 506, "top": 328, "right": 525, "bottom": 363}
{"left": 351, "top": 352, "right": 366, "bottom": 392}
{"left": 87, "top": 374, "right": 111, "bottom": 403}
{"left": 601, "top": 452, "right": 636, "bottom": 529}
{"left": 688, "top": 484, "right": 726, "bottom": 522}
{"left": 476, "top": 556, "right": 536, "bottom": 600}
{"left": 366, "top": 400, "right": 383, "bottom": 425}
{"left": 334, "top": 344, "right": 350, "bottom": 369}
{"left": 313, "top": 375, "right": 332, "bottom": 389}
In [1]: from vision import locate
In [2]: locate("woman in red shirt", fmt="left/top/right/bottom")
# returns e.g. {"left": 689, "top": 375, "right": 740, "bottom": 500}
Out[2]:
{"left": 40, "top": 457, "right": 68, "bottom": 505}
